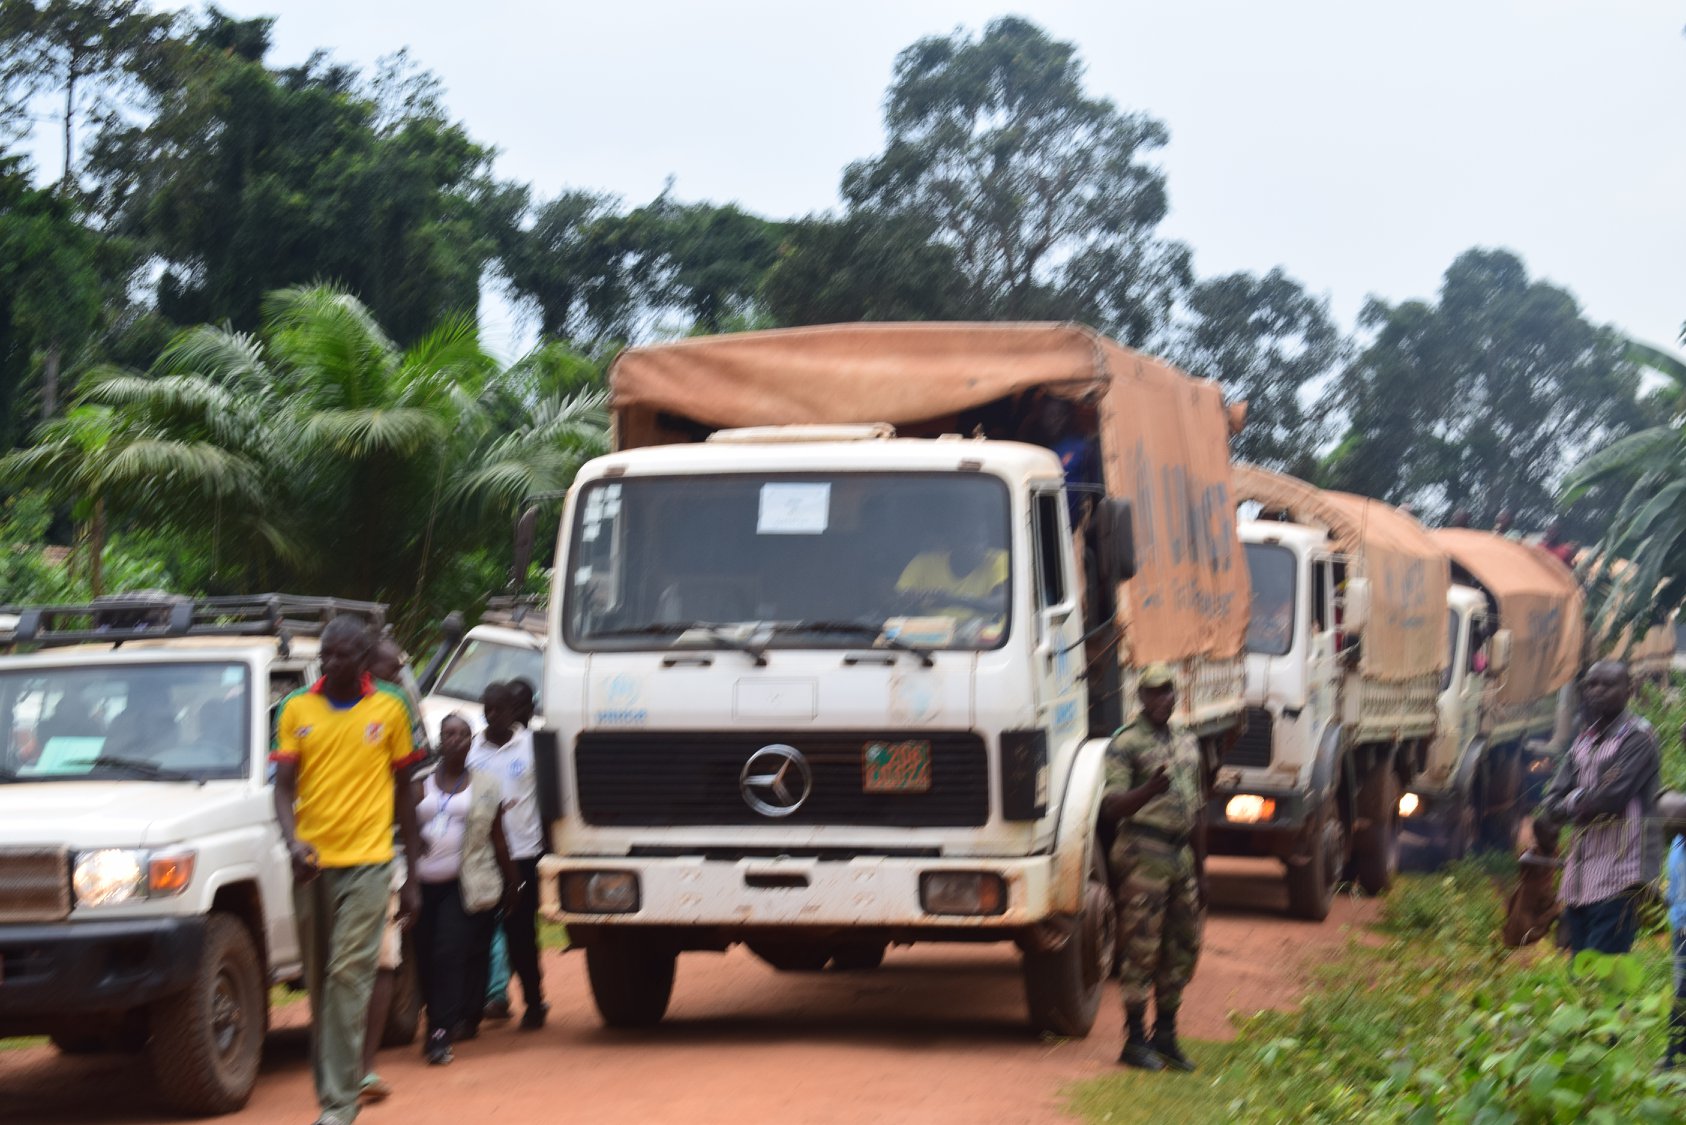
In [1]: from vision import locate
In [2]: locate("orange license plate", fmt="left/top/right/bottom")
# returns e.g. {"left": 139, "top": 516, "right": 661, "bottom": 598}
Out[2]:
{"left": 862, "top": 740, "right": 932, "bottom": 794}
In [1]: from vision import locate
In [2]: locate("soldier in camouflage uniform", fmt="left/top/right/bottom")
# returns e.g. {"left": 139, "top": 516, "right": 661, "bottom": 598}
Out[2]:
{"left": 1101, "top": 662, "right": 1209, "bottom": 1072}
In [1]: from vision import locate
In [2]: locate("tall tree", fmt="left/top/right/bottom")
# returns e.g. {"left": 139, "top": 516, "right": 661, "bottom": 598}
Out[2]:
{"left": 834, "top": 16, "right": 1190, "bottom": 341}
{"left": 1321, "top": 249, "right": 1642, "bottom": 532}
{"left": 88, "top": 12, "right": 492, "bottom": 342}
{"left": 1173, "top": 269, "right": 1345, "bottom": 473}
{"left": 760, "top": 209, "right": 969, "bottom": 326}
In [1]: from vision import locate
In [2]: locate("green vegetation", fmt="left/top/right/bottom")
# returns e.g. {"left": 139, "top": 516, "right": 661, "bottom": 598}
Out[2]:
{"left": 1070, "top": 859, "right": 1683, "bottom": 1123}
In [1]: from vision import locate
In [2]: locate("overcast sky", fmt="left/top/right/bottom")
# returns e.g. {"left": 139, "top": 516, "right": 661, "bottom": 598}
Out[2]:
{"left": 39, "top": 1, "right": 1686, "bottom": 361}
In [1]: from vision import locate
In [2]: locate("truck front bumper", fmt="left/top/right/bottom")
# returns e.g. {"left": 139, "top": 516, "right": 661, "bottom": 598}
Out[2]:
{"left": 540, "top": 853, "right": 1057, "bottom": 930}
{"left": 0, "top": 917, "right": 205, "bottom": 1029}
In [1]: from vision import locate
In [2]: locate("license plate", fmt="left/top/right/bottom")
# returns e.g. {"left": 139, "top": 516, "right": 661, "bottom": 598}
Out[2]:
{"left": 862, "top": 740, "right": 932, "bottom": 794}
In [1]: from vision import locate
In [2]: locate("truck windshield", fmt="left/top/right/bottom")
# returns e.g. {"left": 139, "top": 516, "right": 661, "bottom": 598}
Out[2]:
{"left": 1244, "top": 543, "right": 1295, "bottom": 656}
{"left": 565, "top": 473, "right": 1013, "bottom": 652}
{"left": 0, "top": 662, "right": 252, "bottom": 782}
{"left": 433, "top": 639, "right": 544, "bottom": 704}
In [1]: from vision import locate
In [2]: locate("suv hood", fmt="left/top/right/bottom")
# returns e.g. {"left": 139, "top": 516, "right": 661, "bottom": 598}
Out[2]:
{"left": 0, "top": 780, "right": 261, "bottom": 849}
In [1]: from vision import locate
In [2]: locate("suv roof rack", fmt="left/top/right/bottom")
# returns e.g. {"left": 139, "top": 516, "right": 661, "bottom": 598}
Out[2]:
{"left": 0, "top": 593, "right": 388, "bottom": 650}
{"left": 481, "top": 594, "right": 546, "bottom": 636}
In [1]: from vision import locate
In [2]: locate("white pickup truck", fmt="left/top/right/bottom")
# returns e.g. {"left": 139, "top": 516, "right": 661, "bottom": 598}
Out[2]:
{"left": 417, "top": 596, "right": 545, "bottom": 739}
{"left": 536, "top": 323, "right": 1252, "bottom": 1038}
{"left": 0, "top": 595, "right": 411, "bottom": 1116}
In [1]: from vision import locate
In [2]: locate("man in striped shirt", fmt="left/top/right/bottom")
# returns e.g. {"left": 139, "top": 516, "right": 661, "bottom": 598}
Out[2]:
{"left": 1534, "top": 660, "right": 1662, "bottom": 955}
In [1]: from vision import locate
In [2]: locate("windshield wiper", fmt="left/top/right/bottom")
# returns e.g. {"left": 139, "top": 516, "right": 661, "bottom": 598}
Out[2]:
{"left": 592, "top": 623, "right": 768, "bottom": 666}
{"left": 0, "top": 765, "right": 16, "bottom": 783}
{"left": 777, "top": 621, "right": 935, "bottom": 668}
{"left": 79, "top": 756, "right": 195, "bottom": 782}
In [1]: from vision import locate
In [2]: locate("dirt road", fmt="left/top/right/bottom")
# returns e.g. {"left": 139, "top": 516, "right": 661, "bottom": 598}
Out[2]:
{"left": 0, "top": 859, "right": 1378, "bottom": 1125}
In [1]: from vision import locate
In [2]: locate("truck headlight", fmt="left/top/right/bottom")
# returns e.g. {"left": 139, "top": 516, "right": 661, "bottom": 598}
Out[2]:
{"left": 73, "top": 849, "right": 145, "bottom": 907}
{"left": 1398, "top": 792, "right": 1421, "bottom": 818}
{"left": 72, "top": 849, "right": 197, "bottom": 907}
{"left": 561, "top": 871, "right": 640, "bottom": 914}
{"left": 919, "top": 871, "right": 1006, "bottom": 916}
{"left": 1224, "top": 795, "right": 1276, "bottom": 824}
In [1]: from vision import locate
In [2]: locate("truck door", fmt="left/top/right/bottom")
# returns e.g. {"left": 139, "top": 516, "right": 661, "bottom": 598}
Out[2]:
{"left": 1031, "top": 490, "right": 1085, "bottom": 745}
{"left": 1307, "top": 556, "right": 1341, "bottom": 733}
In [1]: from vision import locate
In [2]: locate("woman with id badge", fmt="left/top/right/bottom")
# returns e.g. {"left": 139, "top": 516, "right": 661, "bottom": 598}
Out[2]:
{"left": 414, "top": 714, "right": 520, "bottom": 1065}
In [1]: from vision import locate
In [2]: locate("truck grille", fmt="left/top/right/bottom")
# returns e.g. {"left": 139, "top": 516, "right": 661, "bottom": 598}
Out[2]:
{"left": 575, "top": 731, "right": 989, "bottom": 828}
{"left": 0, "top": 847, "right": 71, "bottom": 923}
{"left": 1225, "top": 707, "right": 1274, "bottom": 769}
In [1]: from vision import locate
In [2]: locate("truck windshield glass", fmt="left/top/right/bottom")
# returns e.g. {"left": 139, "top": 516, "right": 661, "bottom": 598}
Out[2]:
{"left": 1244, "top": 543, "right": 1295, "bottom": 656}
{"left": 565, "top": 473, "right": 1012, "bottom": 651}
{"left": 0, "top": 662, "right": 252, "bottom": 782}
{"left": 434, "top": 640, "right": 544, "bottom": 704}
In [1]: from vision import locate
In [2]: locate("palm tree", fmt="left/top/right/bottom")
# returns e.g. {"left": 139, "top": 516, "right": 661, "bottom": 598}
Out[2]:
{"left": 1562, "top": 336, "right": 1686, "bottom": 645}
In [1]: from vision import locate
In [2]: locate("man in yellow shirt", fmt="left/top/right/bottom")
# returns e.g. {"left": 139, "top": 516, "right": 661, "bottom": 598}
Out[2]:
{"left": 896, "top": 519, "right": 1009, "bottom": 643}
{"left": 273, "top": 617, "right": 424, "bottom": 1125}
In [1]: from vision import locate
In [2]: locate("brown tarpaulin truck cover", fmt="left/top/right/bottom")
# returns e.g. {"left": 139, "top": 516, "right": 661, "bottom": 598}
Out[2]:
{"left": 1430, "top": 529, "right": 1585, "bottom": 709}
{"left": 1233, "top": 465, "right": 1450, "bottom": 683}
{"left": 610, "top": 321, "right": 1250, "bottom": 665}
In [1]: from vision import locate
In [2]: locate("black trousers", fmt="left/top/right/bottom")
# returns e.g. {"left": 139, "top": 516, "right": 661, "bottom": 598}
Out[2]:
{"left": 503, "top": 856, "right": 544, "bottom": 1008}
{"left": 416, "top": 880, "right": 497, "bottom": 1040}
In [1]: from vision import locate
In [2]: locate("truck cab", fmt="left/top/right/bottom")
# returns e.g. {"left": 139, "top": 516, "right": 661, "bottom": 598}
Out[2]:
{"left": 540, "top": 429, "right": 1126, "bottom": 1036}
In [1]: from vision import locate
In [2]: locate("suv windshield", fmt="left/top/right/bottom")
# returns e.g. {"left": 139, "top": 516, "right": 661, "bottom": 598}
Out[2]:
{"left": 565, "top": 473, "right": 1012, "bottom": 652}
{"left": 433, "top": 640, "right": 544, "bottom": 704}
{"left": 0, "top": 662, "right": 252, "bottom": 782}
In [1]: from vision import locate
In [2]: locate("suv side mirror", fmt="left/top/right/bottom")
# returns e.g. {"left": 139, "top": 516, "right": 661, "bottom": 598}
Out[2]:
{"left": 1489, "top": 628, "right": 1513, "bottom": 675}
{"left": 1343, "top": 576, "right": 1372, "bottom": 637}
{"left": 1096, "top": 499, "right": 1137, "bottom": 585}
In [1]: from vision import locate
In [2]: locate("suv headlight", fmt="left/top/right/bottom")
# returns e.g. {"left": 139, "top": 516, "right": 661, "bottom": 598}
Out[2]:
{"left": 73, "top": 849, "right": 196, "bottom": 907}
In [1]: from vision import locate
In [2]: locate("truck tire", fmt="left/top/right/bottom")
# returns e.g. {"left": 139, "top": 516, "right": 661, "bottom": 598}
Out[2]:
{"left": 746, "top": 941, "right": 833, "bottom": 972}
{"left": 1286, "top": 797, "right": 1343, "bottom": 921}
{"left": 1434, "top": 796, "right": 1477, "bottom": 867}
{"left": 1479, "top": 752, "right": 1523, "bottom": 852}
{"left": 829, "top": 941, "right": 887, "bottom": 971}
{"left": 585, "top": 940, "right": 676, "bottom": 1028}
{"left": 1352, "top": 764, "right": 1400, "bottom": 896}
{"left": 380, "top": 939, "right": 422, "bottom": 1048}
{"left": 1023, "top": 847, "right": 1115, "bottom": 1038}
{"left": 149, "top": 914, "right": 265, "bottom": 1117}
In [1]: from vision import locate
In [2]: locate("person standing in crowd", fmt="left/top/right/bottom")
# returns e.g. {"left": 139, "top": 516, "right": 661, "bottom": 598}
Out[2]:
{"left": 469, "top": 682, "right": 548, "bottom": 1029}
{"left": 356, "top": 636, "right": 428, "bottom": 1103}
{"left": 482, "top": 677, "right": 538, "bottom": 1022}
{"left": 1663, "top": 825, "right": 1686, "bottom": 1069}
{"left": 1534, "top": 660, "right": 1662, "bottom": 955}
{"left": 414, "top": 714, "right": 520, "bottom": 1064}
{"left": 1102, "top": 663, "right": 1209, "bottom": 1073}
{"left": 273, "top": 617, "right": 424, "bottom": 1125}
{"left": 1540, "top": 519, "right": 1578, "bottom": 567}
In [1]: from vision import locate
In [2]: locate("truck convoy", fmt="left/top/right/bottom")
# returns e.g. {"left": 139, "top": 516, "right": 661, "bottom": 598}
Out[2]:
{"left": 1403, "top": 529, "right": 1585, "bottom": 859}
{"left": 536, "top": 322, "right": 1251, "bottom": 1037}
{"left": 1216, "top": 466, "right": 1450, "bottom": 919}
{"left": 0, "top": 595, "right": 408, "bottom": 1116}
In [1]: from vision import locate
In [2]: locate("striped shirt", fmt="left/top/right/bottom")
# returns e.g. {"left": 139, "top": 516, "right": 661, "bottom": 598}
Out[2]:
{"left": 1544, "top": 712, "right": 1661, "bottom": 907}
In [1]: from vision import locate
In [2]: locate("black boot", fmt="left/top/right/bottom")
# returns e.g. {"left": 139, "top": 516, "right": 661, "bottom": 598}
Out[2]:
{"left": 1118, "top": 1006, "right": 1164, "bottom": 1071}
{"left": 1151, "top": 1010, "right": 1195, "bottom": 1072}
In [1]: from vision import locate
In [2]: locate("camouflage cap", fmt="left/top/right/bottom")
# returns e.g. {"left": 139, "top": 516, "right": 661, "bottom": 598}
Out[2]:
{"left": 1139, "top": 662, "right": 1176, "bottom": 689}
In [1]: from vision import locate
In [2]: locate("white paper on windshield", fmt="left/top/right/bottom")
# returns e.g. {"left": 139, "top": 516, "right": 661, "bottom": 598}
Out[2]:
{"left": 757, "top": 483, "right": 830, "bottom": 535}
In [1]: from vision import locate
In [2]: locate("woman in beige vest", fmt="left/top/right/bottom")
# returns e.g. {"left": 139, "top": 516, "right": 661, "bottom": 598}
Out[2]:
{"left": 414, "top": 714, "right": 520, "bottom": 1065}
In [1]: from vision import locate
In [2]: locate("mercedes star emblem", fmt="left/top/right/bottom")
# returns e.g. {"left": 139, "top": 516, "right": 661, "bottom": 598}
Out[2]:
{"left": 740, "top": 744, "right": 813, "bottom": 817}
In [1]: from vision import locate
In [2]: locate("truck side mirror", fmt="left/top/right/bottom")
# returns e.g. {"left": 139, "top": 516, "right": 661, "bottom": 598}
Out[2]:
{"left": 1490, "top": 628, "right": 1513, "bottom": 675}
{"left": 1343, "top": 577, "right": 1372, "bottom": 637}
{"left": 511, "top": 506, "right": 539, "bottom": 592}
{"left": 1096, "top": 499, "right": 1137, "bottom": 585}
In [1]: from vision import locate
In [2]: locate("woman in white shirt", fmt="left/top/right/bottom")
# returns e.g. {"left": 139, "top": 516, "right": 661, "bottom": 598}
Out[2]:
{"left": 414, "top": 714, "right": 519, "bottom": 1065}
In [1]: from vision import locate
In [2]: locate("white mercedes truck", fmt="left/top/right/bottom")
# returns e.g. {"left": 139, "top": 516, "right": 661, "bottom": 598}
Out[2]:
{"left": 535, "top": 323, "right": 1252, "bottom": 1037}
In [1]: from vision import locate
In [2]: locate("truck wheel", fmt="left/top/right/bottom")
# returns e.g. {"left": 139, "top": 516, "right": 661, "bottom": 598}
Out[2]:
{"left": 149, "top": 914, "right": 265, "bottom": 1116}
{"left": 829, "top": 941, "right": 887, "bottom": 971}
{"left": 585, "top": 940, "right": 676, "bottom": 1028}
{"left": 1286, "top": 798, "right": 1343, "bottom": 921}
{"left": 1479, "top": 752, "right": 1523, "bottom": 852}
{"left": 1023, "top": 847, "right": 1115, "bottom": 1038}
{"left": 1352, "top": 765, "right": 1400, "bottom": 896}
{"left": 746, "top": 941, "right": 833, "bottom": 972}
{"left": 379, "top": 940, "right": 422, "bottom": 1048}
{"left": 1434, "top": 796, "right": 1477, "bottom": 867}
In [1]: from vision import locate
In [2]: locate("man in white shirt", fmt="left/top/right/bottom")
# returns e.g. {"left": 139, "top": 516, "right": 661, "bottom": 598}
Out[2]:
{"left": 467, "top": 681, "right": 547, "bottom": 1029}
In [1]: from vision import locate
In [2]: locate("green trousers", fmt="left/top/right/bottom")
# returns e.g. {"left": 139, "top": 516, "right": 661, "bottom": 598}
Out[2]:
{"left": 295, "top": 862, "right": 391, "bottom": 1123}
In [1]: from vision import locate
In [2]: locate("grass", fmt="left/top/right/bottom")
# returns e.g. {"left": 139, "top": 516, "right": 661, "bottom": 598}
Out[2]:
{"left": 1065, "top": 1042, "right": 1246, "bottom": 1122}
{"left": 0, "top": 1036, "right": 47, "bottom": 1051}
